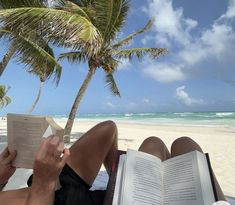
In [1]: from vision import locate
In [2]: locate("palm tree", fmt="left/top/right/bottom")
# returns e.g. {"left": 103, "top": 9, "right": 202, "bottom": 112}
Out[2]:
{"left": 0, "top": 0, "right": 102, "bottom": 112}
{"left": 58, "top": 0, "right": 167, "bottom": 136}
{"left": 0, "top": 85, "right": 11, "bottom": 108}
{"left": 0, "top": 0, "right": 167, "bottom": 138}
{"left": 0, "top": 1, "right": 50, "bottom": 76}
{"left": 0, "top": 1, "right": 62, "bottom": 113}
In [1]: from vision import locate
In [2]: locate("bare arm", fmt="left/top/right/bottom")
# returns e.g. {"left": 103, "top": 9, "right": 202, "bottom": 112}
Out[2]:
{"left": 26, "top": 136, "right": 70, "bottom": 205}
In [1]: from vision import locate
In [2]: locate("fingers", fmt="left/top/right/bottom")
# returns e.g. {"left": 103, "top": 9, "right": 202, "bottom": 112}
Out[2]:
{"left": 47, "top": 136, "right": 60, "bottom": 156}
{"left": 1, "top": 147, "right": 10, "bottom": 158}
{"left": 54, "top": 142, "right": 64, "bottom": 159}
{"left": 36, "top": 135, "right": 66, "bottom": 163}
{"left": 2, "top": 150, "right": 17, "bottom": 165}
{"left": 37, "top": 135, "right": 59, "bottom": 158}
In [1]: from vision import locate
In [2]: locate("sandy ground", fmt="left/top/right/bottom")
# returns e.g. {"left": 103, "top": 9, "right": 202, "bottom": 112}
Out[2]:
{"left": 0, "top": 119, "right": 235, "bottom": 198}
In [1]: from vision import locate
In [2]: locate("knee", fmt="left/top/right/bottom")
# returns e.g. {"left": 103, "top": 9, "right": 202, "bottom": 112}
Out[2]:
{"left": 172, "top": 136, "right": 194, "bottom": 147}
{"left": 141, "top": 136, "right": 165, "bottom": 149}
{"left": 171, "top": 136, "right": 203, "bottom": 153}
{"left": 97, "top": 120, "right": 117, "bottom": 139}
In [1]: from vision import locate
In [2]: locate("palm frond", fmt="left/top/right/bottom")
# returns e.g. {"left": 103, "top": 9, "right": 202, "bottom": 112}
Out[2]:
{"left": 0, "top": 44, "right": 16, "bottom": 76}
{"left": 26, "top": 35, "right": 60, "bottom": 83}
{"left": 0, "top": 8, "right": 102, "bottom": 56}
{"left": 0, "top": 29, "right": 62, "bottom": 85}
{"left": 111, "top": 19, "right": 153, "bottom": 49}
{"left": 70, "top": 0, "right": 94, "bottom": 7}
{"left": 62, "top": 1, "right": 90, "bottom": 20}
{"left": 107, "top": 0, "right": 130, "bottom": 42}
{"left": 0, "top": 85, "right": 11, "bottom": 108}
{"left": 94, "top": 0, "right": 130, "bottom": 44}
{"left": 105, "top": 73, "right": 121, "bottom": 97}
{"left": 0, "top": 0, "right": 46, "bottom": 9}
{"left": 58, "top": 51, "right": 88, "bottom": 63}
{"left": 113, "top": 47, "right": 168, "bottom": 60}
{"left": 93, "top": 0, "right": 114, "bottom": 39}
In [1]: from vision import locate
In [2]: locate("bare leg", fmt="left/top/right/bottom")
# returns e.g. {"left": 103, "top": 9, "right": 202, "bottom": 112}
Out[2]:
{"left": 171, "top": 137, "right": 225, "bottom": 201}
{"left": 138, "top": 136, "right": 170, "bottom": 161}
{"left": 66, "top": 120, "right": 118, "bottom": 186}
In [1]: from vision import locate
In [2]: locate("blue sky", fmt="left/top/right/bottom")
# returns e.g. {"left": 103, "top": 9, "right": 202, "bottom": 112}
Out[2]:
{"left": 1, "top": 0, "right": 235, "bottom": 115}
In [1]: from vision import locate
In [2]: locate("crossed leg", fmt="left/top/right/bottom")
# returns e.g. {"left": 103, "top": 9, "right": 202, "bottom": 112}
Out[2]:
{"left": 66, "top": 120, "right": 118, "bottom": 186}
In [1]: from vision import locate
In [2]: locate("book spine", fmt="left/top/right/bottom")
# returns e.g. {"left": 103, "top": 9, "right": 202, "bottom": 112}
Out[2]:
{"left": 103, "top": 150, "right": 126, "bottom": 205}
{"left": 206, "top": 153, "right": 218, "bottom": 201}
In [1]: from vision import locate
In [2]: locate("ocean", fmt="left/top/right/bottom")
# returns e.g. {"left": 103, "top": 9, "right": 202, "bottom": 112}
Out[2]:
{"left": 53, "top": 111, "right": 235, "bottom": 127}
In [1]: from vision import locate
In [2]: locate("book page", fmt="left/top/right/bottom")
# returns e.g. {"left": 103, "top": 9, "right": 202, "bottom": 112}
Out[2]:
{"left": 121, "top": 149, "right": 163, "bottom": 205}
{"left": 7, "top": 114, "right": 50, "bottom": 169}
{"left": 112, "top": 154, "right": 126, "bottom": 205}
{"left": 163, "top": 151, "right": 214, "bottom": 205}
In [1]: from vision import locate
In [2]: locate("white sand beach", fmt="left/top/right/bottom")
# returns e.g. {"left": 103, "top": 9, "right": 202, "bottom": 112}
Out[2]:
{"left": 62, "top": 119, "right": 235, "bottom": 198}
{"left": 0, "top": 119, "right": 235, "bottom": 198}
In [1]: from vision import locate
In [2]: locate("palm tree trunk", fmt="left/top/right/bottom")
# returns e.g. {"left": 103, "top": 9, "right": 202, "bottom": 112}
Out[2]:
{"left": 28, "top": 80, "right": 44, "bottom": 114}
{"left": 64, "top": 65, "right": 96, "bottom": 140}
{"left": 0, "top": 46, "right": 15, "bottom": 76}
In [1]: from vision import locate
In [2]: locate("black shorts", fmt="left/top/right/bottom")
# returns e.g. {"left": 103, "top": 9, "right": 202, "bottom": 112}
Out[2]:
{"left": 27, "top": 164, "right": 106, "bottom": 205}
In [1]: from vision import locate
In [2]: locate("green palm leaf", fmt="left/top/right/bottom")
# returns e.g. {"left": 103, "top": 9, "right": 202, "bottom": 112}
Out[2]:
{"left": 105, "top": 73, "right": 121, "bottom": 97}
{"left": 113, "top": 47, "right": 168, "bottom": 60}
{"left": 0, "top": 0, "right": 46, "bottom": 8}
{"left": 0, "top": 29, "right": 62, "bottom": 84}
{"left": 62, "top": 1, "right": 90, "bottom": 20}
{"left": 71, "top": 0, "right": 94, "bottom": 7}
{"left": 111, "top": 19, "right": 153, "bottom": 49}
{"left": 94, "top": 0, "right": 130, "bottom": 44}
{"left": 0, "top": 85, "right": 11, "bottom": 108}
{"left": 58, "top": 51, "right": 88, "bottom": 63}
{"left": 0, "top": 8, "right": 102, "bottom": 55}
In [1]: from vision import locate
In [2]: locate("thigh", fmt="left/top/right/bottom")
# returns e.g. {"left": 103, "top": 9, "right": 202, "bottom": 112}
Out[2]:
{"left": 66, "top": 121, "right": 117, "bottom": 186}
{"left": 138, "top": 136, "right": 170, "bottom": 161}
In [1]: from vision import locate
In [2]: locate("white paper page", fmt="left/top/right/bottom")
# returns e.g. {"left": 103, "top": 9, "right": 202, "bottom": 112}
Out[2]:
{"left": 7, "top": 114, "right": 48, "bottom": 169}
{"left": 163, "top": 151, "right": 208, "bottom": 205}
{"left": 42, "top": 125, "right": 54, "bottom": 138}
{"left": 122, "top": 149, "right": 163, "bottom": 205}
{"left": 112, "top": 154, "right": 126, "bottom": 205}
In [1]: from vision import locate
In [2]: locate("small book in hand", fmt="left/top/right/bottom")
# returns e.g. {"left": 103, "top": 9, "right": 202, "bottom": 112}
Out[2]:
{"left": 7, "top": 113, "right": 64, "bottom": 169}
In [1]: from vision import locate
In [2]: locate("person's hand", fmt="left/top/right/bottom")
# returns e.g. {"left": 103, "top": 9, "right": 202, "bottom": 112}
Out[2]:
{"left": 0, "top": 147, "right": 17, "bottom": 184}
{"left": 32, "top": 135, "right": 70, "bottom": 189}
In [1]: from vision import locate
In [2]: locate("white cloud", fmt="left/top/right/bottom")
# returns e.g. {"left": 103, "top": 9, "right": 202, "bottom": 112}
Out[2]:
{"left": 118, "top": 59, "right": 131, "bottom": 70}
{"left": 143, "top": 98, "right": 150, "bottom": 103}
{"left": 142, "top": 0, "right": 235, "bottom": 83}
{"left": 106, "top": 102, "right": 116, "bottom": 108}
{"left": 145, "top": 0, "right": 197, "bottom": 47}
{"left": 143, "top": 62, "right": 186, "bottom": 83}
{"left": 219, "top": 0, "right": 235, "bottom": 20}
{"left": 175, "top": 86, "right": 205, "bottom": 106}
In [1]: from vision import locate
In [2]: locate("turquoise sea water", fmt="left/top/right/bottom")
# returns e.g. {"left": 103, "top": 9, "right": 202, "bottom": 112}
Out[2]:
{"left": 53, "top": 111, "right": 235, "bottom": 127}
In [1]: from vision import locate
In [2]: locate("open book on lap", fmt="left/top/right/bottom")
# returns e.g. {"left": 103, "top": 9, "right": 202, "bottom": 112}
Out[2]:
{"left": 7, "top": 113, "right": 64, "bottom": 169}
{"left": 112, "top": 149, "right": 216, "bottom": 205}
